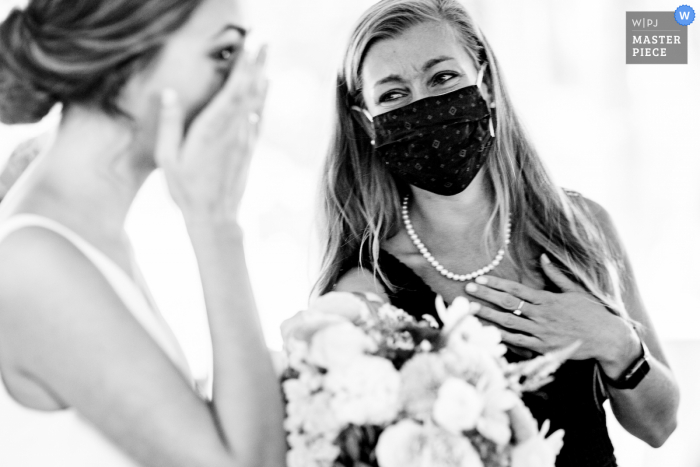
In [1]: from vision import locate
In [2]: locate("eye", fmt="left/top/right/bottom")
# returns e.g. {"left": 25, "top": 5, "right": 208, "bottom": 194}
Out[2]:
{"left": 212, "top": 45, "right": 239, "bottom": 63}
{"left": 378, "top": 90, "right": 408, "bottom": 104}
{"left": 431, "top": 72, "right": 460, "bottom": 86}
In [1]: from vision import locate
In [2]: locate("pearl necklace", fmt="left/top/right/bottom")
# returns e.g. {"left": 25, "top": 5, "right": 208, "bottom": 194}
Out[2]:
{"left": 401, "top": 195, "right": 511, "bottom": 282}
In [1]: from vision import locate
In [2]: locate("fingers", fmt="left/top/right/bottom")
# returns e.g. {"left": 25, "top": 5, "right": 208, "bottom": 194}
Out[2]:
{"left": 473, "top": 275, "right": 546, "bottom": 304}
{"left": 210, "top": 45, "right": 269, "bottom": 142}
{"left": 248, "top": 48, "right": 269, "bottom": 125}
{"left": 465, "top": 282, "right": 539, "bottom": 315}
{"left": 475, "top": 306, "right": 538, "bottom": 335}
{"left": 498, "top": 328, "right": 543, "bottom": 352}
{"left": 540, "top": 254, "right": 582, "bottom": 293}
{"left": 469, "top": 301, "right": 482, "bottom": 314}
{"left": 155, "top": 89, "right": 184, "bottom": 169}
{"left": 191, "top": 46, "right": 264, "bottom": 134}
{"left": 255, "top": 43, "right": 268, "bottom": 67}
{"left": 220, "top": 43, "right": 267, "bottom": 109}
{"left": 248, "top": 77, "right": 269, "bottom": 136}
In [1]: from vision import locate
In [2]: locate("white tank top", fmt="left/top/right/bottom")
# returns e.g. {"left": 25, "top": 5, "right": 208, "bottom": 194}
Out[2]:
{"left": 0, "top": 214, "right": 195, "bottom": 466}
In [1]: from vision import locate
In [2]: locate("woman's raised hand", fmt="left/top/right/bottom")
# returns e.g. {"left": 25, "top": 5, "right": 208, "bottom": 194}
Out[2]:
{"left": 465, "top": 254, "right": 637, "bottom": 363}
{"left": 155, "top": 45, "right": 268, "bottom": 224}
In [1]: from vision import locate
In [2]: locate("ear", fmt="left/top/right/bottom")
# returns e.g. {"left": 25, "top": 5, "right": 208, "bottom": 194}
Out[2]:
{"left": 475, "top": 63, "right": 494, "bottom": 106}
{"left": 475, "top": 64, "right": 496, "bottom": 137}
{"left": 350, "top": 105, "right": 376, "bottom": 145}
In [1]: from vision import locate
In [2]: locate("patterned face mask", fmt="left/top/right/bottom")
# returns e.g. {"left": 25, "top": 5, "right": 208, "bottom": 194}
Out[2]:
{"left": 368, "top": 65, "right": 495, "bottom": 196}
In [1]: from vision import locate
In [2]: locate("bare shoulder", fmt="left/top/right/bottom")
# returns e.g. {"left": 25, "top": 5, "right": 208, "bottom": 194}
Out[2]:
{"left": 0, "top": 226, "right": 177, "bottom": 401}
{"left": 0, "top": 226, "right": 131, "bottom": 384}
{"left": 0, "top": 226, "right": 227, "bottom": 464}
{"left": 578, "top": 195, "right": 614, "bottom": 226}
{"left": 566, "top": 190, "right": 622, "bottom": 249}
{"left": 0, "top": 225, "right": 123, "bottom": 314}
{"left": 335, "top": 267, "right": 390, "bottom": 302}
{"left": 565, "top": 189, "right": 609, "bottom": 221}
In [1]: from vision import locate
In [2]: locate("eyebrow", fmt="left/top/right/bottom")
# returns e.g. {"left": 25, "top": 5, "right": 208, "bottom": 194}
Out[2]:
{"left": 213, "top": 24, "right": 248, "bottom": 39}
{"left": 422, "top": 55, "right": 455, "bottom": 71}
{"left": 373, "top": 55, "right": 456, "bottom": 88}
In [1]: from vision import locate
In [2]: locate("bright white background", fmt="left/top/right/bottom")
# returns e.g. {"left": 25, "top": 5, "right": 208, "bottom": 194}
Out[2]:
{"left": 1, "top": 0, "right": 698, "bottom": 465}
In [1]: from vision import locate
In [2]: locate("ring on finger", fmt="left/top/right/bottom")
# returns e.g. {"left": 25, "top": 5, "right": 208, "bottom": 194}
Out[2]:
{"left": 512, "top": 300, "right": 526, "bottom": 317}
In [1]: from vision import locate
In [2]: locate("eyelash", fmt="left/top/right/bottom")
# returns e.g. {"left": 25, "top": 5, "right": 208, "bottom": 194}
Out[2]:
{"left": 431, "top": 71, "right": 460, "bottom": 85}
{"left": 378, "top": 72, "right": 461, "bottom": 103}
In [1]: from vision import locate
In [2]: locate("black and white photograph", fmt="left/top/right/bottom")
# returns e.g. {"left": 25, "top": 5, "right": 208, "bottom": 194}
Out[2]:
{"left": 0, "top": 0, "right": 698, "bottom": 466}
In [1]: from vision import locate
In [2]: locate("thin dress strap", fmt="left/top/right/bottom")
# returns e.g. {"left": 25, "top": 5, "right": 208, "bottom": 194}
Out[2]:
{"left": 0, "top": 214, "right": 193, "bottom": 383}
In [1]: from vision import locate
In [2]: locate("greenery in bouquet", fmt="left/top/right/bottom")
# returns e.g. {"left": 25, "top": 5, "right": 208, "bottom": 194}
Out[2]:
{"left": 280, "top": 292, "right": 576, "bottom": 467}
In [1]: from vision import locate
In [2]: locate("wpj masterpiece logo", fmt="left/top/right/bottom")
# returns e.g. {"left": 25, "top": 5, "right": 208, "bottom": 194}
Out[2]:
{"left": 626, "top": 5, "right": 694, "bottom": 64}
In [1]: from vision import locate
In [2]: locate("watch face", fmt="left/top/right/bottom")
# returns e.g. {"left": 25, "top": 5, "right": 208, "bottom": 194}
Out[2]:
{"left": 623, "top": 358, "right": 651, "bottom": 389}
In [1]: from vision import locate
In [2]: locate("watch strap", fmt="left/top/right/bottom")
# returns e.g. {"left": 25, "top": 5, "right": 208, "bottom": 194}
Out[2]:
{"left": 604, "top": 338, "right": 651, "bottom": 390}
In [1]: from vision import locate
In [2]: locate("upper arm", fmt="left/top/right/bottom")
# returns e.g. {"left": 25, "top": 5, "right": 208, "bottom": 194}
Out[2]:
{"left": 581, "top": 197, "right": 671, "bottom": 368}
{"left": 0, "top": 228, "right": 231, "bottom": 467}
{"left": 334, "top": 267, "right": 390, "bottom": 303}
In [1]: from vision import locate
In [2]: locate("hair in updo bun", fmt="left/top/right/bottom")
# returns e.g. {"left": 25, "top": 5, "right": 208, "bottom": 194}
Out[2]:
{"left": 0, "top": 10, "right": 56, "bottom": 124}
{"left": 0, "top": 0, "right": 205, "bottom": 125}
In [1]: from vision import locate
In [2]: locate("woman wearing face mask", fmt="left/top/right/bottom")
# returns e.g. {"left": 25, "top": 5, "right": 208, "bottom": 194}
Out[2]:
{"left": 317, "top": 0, "right": 679, "bottom": 464}
{"left": 0, "top": 1, "right": 284, "bottom": 466}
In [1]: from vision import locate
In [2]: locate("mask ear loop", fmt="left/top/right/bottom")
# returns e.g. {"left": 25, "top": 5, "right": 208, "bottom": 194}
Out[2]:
{"left": 476, "top": 63, "right": 486, "bottom": 88}
{"left": 350, "top": 105, "right": 376, "bottom": 146}
{"left": 351, "top": 106, "right": 374, "bottom": 123}
{"left": 476, "top": 63, "right": 496, "bottom": 138}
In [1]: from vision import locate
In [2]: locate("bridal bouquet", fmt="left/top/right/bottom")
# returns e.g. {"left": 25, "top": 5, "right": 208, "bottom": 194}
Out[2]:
{"left": 280, "top": 292, "right": 575, "bottom": 467}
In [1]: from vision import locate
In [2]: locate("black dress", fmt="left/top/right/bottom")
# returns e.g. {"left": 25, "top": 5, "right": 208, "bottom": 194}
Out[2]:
{"left": 352, "top": 249, "right": 618, "bottom": 467}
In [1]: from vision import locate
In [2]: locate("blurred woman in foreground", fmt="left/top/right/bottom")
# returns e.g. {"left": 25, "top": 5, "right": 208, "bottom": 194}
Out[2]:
{"left": 0, "top": 0, "right": 284, "bottom": 465}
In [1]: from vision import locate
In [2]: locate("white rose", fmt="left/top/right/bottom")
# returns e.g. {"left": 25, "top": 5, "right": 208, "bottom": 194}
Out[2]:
{"left": 281, "top": 310, "right": 346, "bottom": 347}
{"left": 447, "top": 314, "right": 506, "bottom": 359}
{"left": 399, "top": 353, "right": 448, "bottom": 421}
{"left": 310, "top": 291, "right": 371, "bottom": 322}
{"left": 375, "top": 420, "right": 426, "bottom": 467}
{"left": 325, "top": 356, "right": 401, "bottom": 425}
{"left": 433, "top": 378, "right": 484, "bottom": 434}
{"left": 308, "top": 322, "right": 377, "bottom": 369}
{"left": 377, "top": 420, "right": 485, "bottom": 467}
{"left": 511, "top": 420, "right": 565, "bottom": 467}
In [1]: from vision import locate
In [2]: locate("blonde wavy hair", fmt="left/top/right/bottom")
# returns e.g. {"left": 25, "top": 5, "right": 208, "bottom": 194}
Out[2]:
{"left": 316, "top": 0, "right": 626, "bottom": 320}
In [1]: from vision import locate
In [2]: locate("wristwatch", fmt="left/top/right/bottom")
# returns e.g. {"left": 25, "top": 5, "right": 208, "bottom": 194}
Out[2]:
{"left": 603, "top": 336, "right": 651, "bottom": 390}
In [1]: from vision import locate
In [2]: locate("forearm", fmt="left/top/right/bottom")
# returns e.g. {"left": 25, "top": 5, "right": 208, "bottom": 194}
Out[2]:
{"left": 186, "top": 220, "right": 285, "bottom": 467}
{"left": 598, "top": 320, "right": 679, "bottom": 447}
{"left": 606, "top": 358, "right": 679, "bottom": 447}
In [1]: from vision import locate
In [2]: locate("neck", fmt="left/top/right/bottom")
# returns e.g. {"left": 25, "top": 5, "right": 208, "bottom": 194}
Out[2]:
{"left": 408, "top": 170, "right": 494, "bottom": 240}
{"left": 19, "top": 106, "right": 155, "bottom": 237}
